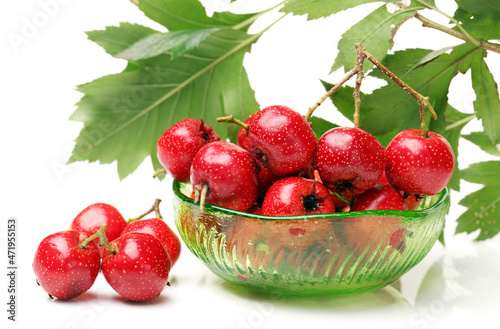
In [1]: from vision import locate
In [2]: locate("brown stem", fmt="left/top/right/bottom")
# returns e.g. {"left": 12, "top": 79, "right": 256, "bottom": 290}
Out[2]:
{"left": 419, "top": 103, "right": 429, "bottom": 138}
{"left": 414, "top": 13, "right": 500, "bottom": 54}
{"left": 355, "top": 43, "right": 437, "bottom": 135}
{"left": 353, "top": 44, "right": 365, "bottom": 128}
{"left": 216, "top": 115, "right": 249, "bottom": 130}
{"left": 128, "top": 198, "right": 163, "bottom": 223}
{"left": 306, "top": 43, "right": 439, "bottom": 135}
{"left": 304, "top": 68, "right": 358, "bottom": 122}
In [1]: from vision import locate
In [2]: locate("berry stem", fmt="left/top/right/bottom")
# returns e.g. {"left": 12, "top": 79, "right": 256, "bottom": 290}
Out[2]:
{"left": 79, "top": 223, "right": 118, "bottom": 254}
{"left": 96, "top": 224, "right": 119, "bottom": 254}
{"left": 199, "top": 184, "right": 208, "bottom": 213}
{"left": 128, "top": 198, "right": 163, "bottom": 223}
{"left": 153, "top": 167, "right": 166, "bottom": 178}
{"left": 419, "top": 103, "right": 429, "bottom": 138}
{"left": 353, "top": 44, "right": 365, "bottom": 128}
{"left": 355, "top": 43, "right": 438, "bottom": 135}
{"left": 216, "top": 115, "right": 249, "bottom": 130}
{"left": 330, "top": 191, "right": 353, "bottom": 206}
{"left": 304, "top": 68, "right": 358, "bottom": 122}
{"left": 305, "top": 43, "right": 437, "bottom": 134}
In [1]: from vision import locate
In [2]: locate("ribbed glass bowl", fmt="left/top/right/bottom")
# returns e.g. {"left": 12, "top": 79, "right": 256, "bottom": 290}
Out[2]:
{"left": 173, "top": 180, "right": 449, "bottom": 298}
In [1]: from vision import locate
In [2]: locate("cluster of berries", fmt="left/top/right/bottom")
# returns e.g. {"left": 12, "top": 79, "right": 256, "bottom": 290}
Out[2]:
{"left": 157, "top": 105, "right": 455, "bottom": 217}
{"left": 33, "top": 200, "right": 181, "bottom": 302}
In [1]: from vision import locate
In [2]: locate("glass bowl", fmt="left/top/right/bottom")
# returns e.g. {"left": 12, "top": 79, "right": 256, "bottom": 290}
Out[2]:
{"left": 173, "top": 180, "right": 449, "bottom": 298}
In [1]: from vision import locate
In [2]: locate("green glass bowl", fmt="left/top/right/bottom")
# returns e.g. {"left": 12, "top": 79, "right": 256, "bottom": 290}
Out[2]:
{"left": 173, "top": 180, "right": 449, "bottom": 298}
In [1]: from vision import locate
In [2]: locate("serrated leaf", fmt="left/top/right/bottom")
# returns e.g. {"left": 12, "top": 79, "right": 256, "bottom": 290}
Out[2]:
{"left": 86, "top": 23, "right": 159, "bottom": 56}
{"left": 453, "top": 8, "right": 500, "bottom": 41}
{"left": 461, "top": 161, "right": 500, "bottom": 186}
{"left": 309, "top": 116, "right": 339, "bottom": 139}
{"left": 442, "top": 104, "right": 472, "bottom": 191}
{"left": 331, "top": 3, "right": 424, "bottom": 73}
{"left": 70, "top": 29, "right": 260, "bottom": 179}
{"left": 359, "top": 44, "right": 480, "bottom": 136}
{"left": 470, "top": 50, "right": 500, "bottom": 144}
{"left": 280, "top": 0, "right": 387, "bottom": 20}
{"left": 116, "top": 28, "right": 219, "bottom": 60}
{"left": 462, "top": 132, "right": 500, "bottom": 156}
{"left": 136, "top": 0, "right": 256, "bottom": 31}
{"left": 456, "top": 185, "right": 500, "bottom": 240}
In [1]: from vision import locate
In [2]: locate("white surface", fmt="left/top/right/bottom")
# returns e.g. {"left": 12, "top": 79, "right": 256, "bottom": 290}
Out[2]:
{"left": 2, "top": 1, "right": 500, "bottom": 329}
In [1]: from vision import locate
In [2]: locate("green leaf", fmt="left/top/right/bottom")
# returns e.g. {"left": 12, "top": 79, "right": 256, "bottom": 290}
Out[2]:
{"left": 70, "top": 28, "right": 260, "bottom": 179}
{"left": 309, "top": 116, "right": 339, "bottom": 139}
{"left": 320, "top": 80, "right": 358, "bottom": 124}
{"left": 461, "top": 161, "right": 500, "bottom": 186}
{"left": 136, "top": 0, "right": 257, "bottom": 31}
{"left": 319, "top": 81, "right": 398, "bottom": 147}
{"left": 456, "top": 184, "right": 500, "bottom": 240}
{"left": 116, "top": 28, "right": 219, "bottom": 60}
{"left": 462, "top": 132, "right": 500, "bottom": 156}
{"left": 359, "top": 44, "right": 480, "bottom": 136}
{"left": 455, "top": 0, "right": 500, "bottom": 19}
{"left": 331, "top": 3, "right": 424, "bottom": 73}
{"left": 442, "top": 104, "right": 472, "bottom": 191}
{"left": 86, "top": 23, "right": 159, "bottom": 56}
{"left": 407, "top": 46, "right": 454, "bottom": 71}
{"left": 453, "top": 8, "right": 500, "bottom": 40}
{"left": 280, "top": 0, "right": 387, "bottom": 20}
{"left": 470, "top": 49, "right": 500, "bottom": 144}
{"left": 456, "top": 160, "right": 500, "bottom": 240}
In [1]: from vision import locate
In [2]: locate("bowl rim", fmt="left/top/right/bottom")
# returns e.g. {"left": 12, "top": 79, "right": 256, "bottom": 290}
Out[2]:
{"left": 172, "top": 180, "right": 449, "bottom": 222}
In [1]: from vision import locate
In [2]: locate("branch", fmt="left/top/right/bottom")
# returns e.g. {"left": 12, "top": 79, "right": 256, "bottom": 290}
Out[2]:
{"left": 414, "top": 13, "right": 500, "bottom": 55}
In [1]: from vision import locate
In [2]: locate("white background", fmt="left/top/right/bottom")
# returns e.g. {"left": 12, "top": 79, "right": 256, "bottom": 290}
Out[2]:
{"left": 1, "top": 0, "right": 500, "bottom": 328}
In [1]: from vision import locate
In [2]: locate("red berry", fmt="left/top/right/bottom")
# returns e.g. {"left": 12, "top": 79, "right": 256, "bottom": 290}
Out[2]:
{"left": 247, "top": 106, "right": 317, "bottom": 177}
{"left": 261, "top": 177, "right": 336, "bottom": 249}
{"left": 351, "top": 183, "right": 407, "bottom": 212}
{"left": 345, "top": 183, "right": 407, "bottom": 251}
{"left": 190, "top": 141, "right": 259, "bottom": 211}
{"left": 121, "top": 218, "right": 181, "bottom": 267}
{"left": 33, "top": 230, "right": 100, "bottom": 300}
{"left": 315, "top": 127, "right": 386, "bottom": 198}
{"left": 157, "top": 118, "right": 220, "bottom": 182}
{"left": 262, "top": 176, "right": 335, "bottom": 216}
{"left": 101, "top": 232, "right": 171, "bottom": 302}
{"left": 70, "top": 203, "right": 127, "bottom": 257}
{"left": 385, "top": 129, "right": 455, "bottom": 196}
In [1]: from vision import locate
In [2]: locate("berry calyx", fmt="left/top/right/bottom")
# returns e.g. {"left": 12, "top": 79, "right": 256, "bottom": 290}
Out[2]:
{"left": 262, "top": 176, "right": 335, "bottom": 216}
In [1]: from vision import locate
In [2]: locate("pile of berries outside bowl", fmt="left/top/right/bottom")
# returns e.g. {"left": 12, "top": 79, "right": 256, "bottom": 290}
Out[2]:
{"left": 159, "top": 105, "right": 453, "bottom": 298}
